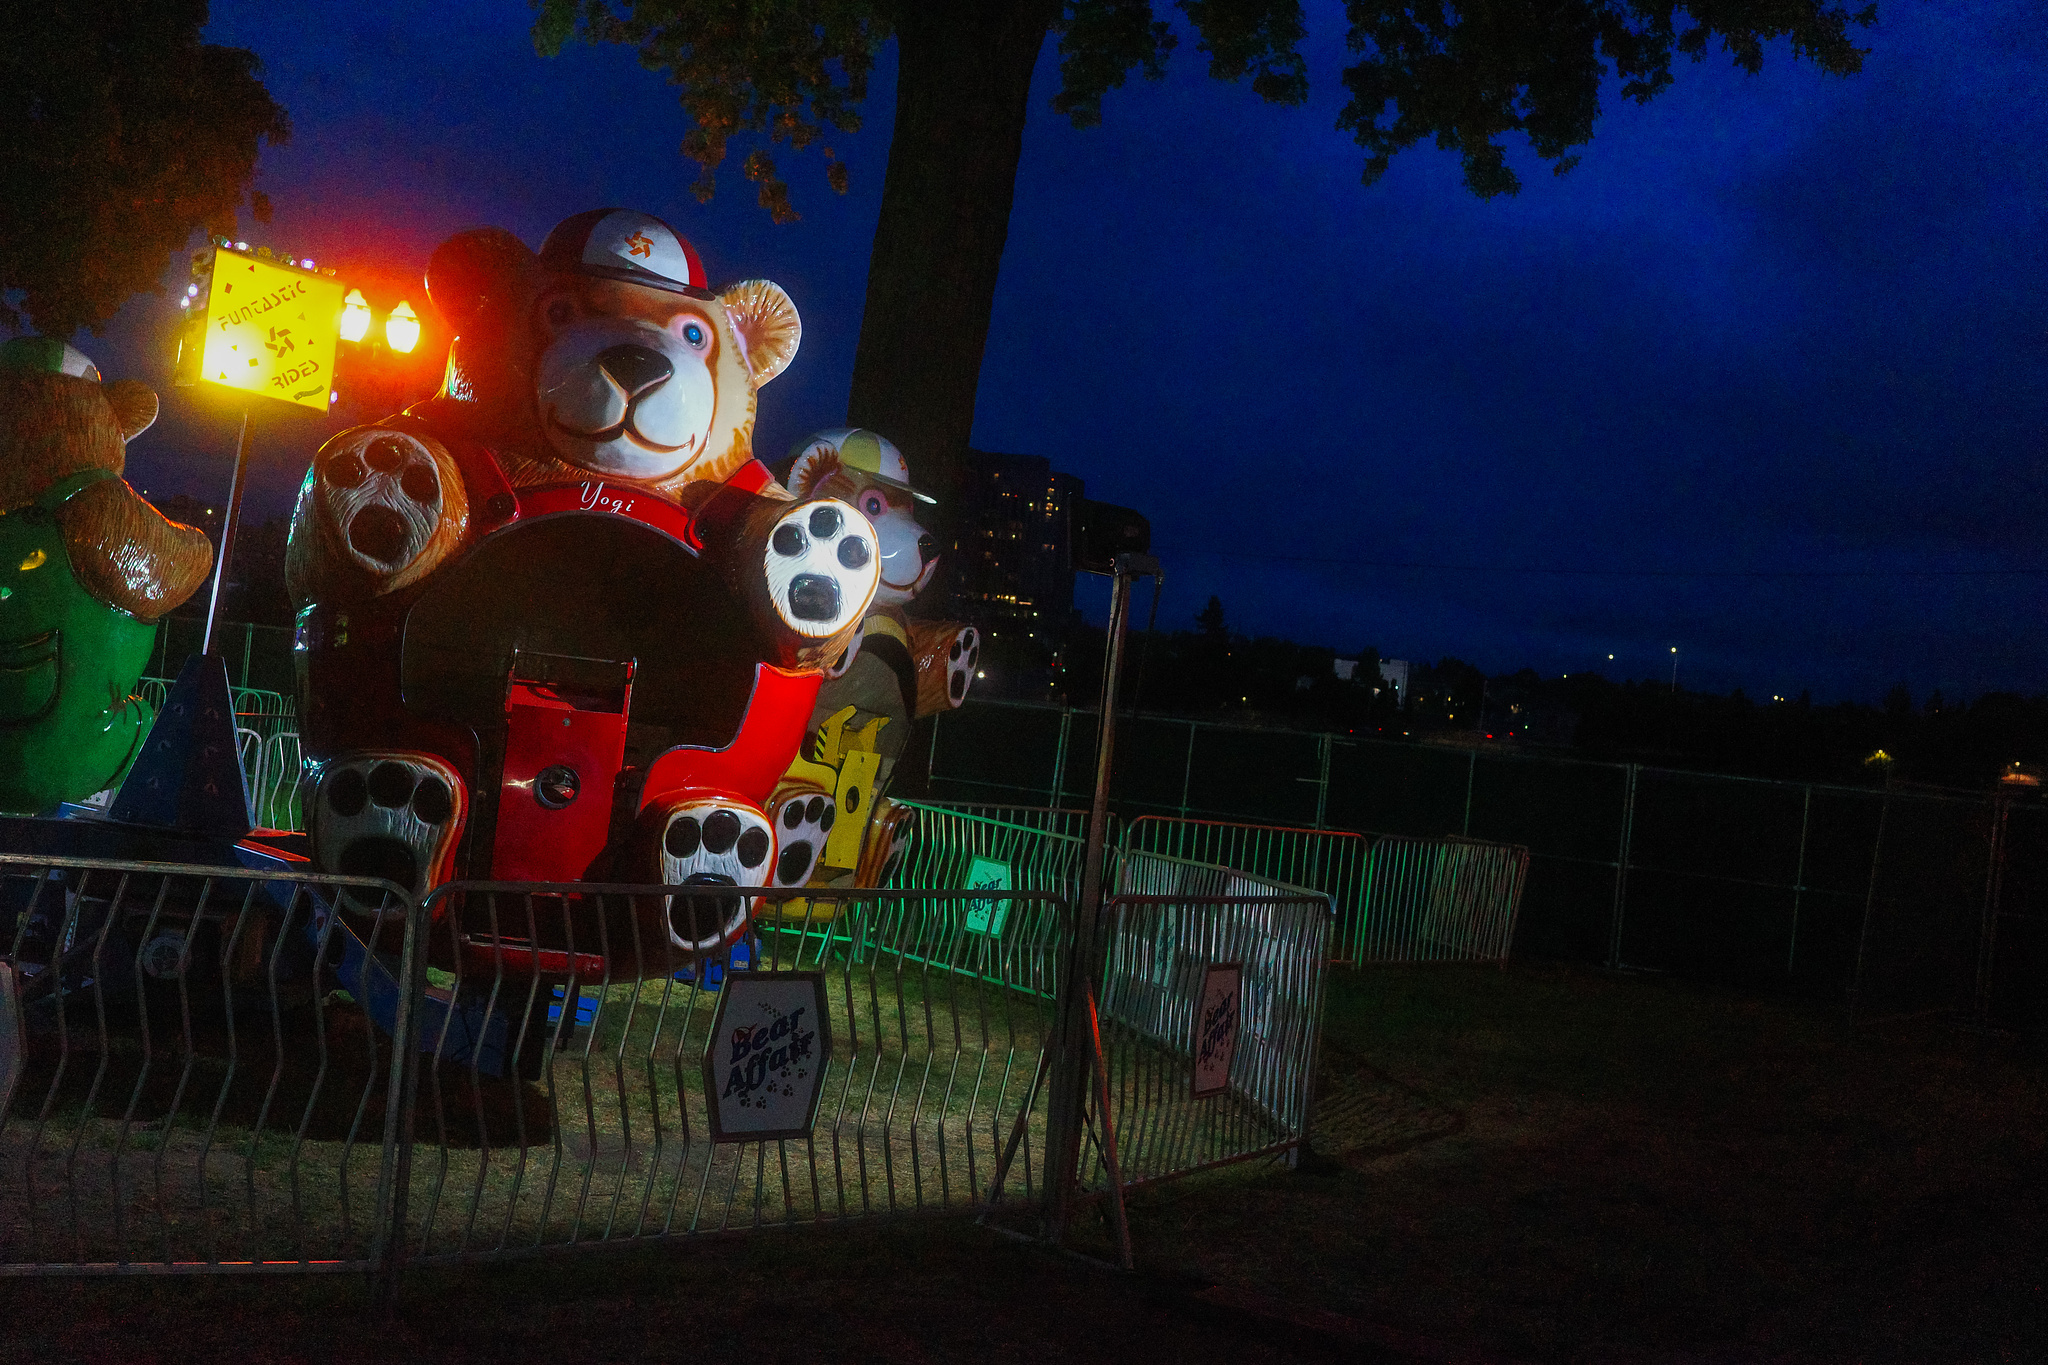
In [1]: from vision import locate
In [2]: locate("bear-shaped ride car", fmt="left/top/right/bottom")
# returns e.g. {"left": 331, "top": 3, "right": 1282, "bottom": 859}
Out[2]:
{"left": 761, "top": 429, "right": 980, "bottom": 901}
{"left": 0, "top": 338, "right": 212, "bottom": 815}
{"left": 286, "top": 210, "right": 877, "bottom": 975}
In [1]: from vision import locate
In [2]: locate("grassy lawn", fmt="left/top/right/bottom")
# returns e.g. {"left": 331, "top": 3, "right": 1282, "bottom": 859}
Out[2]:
{"left": 4, "top": 962, "right": 2043, "bottom": 1363}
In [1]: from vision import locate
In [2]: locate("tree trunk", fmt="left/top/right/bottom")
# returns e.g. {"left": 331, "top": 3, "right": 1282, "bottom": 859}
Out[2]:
{"left": 846, "top": 2, "right": 1058, "bottom": 517}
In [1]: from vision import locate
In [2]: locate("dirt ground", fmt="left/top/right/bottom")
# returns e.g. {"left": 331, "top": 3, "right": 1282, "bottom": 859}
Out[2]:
{"left": 4, "top": 962, "right": 2043, "bottom": 1364}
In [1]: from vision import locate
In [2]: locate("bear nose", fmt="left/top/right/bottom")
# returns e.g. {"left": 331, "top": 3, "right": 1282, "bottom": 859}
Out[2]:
{"left": 595, "top": 344, "right": 673, "bottom": 398}
{"left": 917, "top": 533, "right": 938, "bottom": 565}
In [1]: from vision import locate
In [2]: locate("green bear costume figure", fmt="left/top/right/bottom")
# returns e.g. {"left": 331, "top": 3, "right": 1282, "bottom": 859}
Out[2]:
{"left": 0, "top": 338, "right": 212, "bottom": 813}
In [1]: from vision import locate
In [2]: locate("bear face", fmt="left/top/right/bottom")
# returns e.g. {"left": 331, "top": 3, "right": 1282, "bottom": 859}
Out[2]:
{"left": 786, "top": 429, "right": 938, "bottom": 610}
{"left": 424, "top": 213, "right": 800, "bottom": 494}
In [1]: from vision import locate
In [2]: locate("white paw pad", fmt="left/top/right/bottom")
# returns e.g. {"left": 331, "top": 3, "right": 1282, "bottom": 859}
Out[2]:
{"left": 312, "top": 753, "right": 463, "bottom": 911}
{"left": 764, "top": 500, "right": 880, "bottom": 638}
{"left": 768, "top": 790, "right": 837, "bottom": 888}
{"left": 660, "top": 801, "right": 774, "bottom": 950}
{"left": 317, "top": 428, "right": 446, "bottom": 576}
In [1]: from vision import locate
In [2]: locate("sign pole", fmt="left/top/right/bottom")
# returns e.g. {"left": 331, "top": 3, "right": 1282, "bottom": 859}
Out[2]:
{"left": 201, "top": 406, "right": 252, "bottom": 657}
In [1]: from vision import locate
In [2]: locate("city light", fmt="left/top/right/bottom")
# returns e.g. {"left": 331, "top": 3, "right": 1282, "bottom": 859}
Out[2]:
{"left": 339, "top": 289, "right": 372, "bottom": 343}
{"left": 385, "top": 300, "right": 420, "bottom": 353}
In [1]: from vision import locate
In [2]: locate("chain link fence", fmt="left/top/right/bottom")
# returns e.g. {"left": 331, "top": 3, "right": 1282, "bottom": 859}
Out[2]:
{"left": 914, "top": 699, "right": 2047, "bottom": 1028}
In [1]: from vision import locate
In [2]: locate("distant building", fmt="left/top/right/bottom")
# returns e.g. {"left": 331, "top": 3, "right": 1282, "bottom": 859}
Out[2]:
{"left": 1332, "top": 658, "right": 1358, "bottom": 682}
{"left": 950, "top": 449, "right": 1081, "bottom": 648}
{"left": 1378, "top": 659, "right": 1410, "bottom": 705}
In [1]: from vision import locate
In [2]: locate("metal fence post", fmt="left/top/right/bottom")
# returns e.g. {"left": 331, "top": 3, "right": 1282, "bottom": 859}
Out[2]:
{"left": 371, "top": 890, "right": 430, "bottom": 1316}
{"left": 1608, "top": 764, "right": 1637, "bottom": 970}
{"left": 1313, "top": 734, "right": 1331, "bottom": 831}
{"left": 1848, "top": 794, "right": 1892, "bottom": 1023}
{"left": 1049, "top": 706, "right": 1072, "bottom": 807}
{"left": 1461, "top": 749, "right": 1476, "bottom": 837}
{"left": 1973, "top": 796, "right": 2009, "bottom": 1029}
{"left": 1787, "top": 786, "right": 1813, "bottom": 977}
{"left": 1178, "top": 721, "right": 1196, "bottom": 817}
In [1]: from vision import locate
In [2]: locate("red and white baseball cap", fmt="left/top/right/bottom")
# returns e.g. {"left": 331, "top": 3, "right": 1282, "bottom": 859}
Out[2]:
{"left": 539, "top": 209, "right": 714, "bottom": 300}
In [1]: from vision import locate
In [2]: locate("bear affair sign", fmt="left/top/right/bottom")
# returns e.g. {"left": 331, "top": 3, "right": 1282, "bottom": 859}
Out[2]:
{"left": 199, "top": 248, "right": 343, "bottom": 412}
{"left": 702, "top": 972, "right": 832, "bottom": 1143}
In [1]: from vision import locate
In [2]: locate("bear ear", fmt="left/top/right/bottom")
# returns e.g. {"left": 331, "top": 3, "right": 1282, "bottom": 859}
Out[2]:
{"left": 102, "top": 380, "right": 158, "bottom": 442}
{"left": 721, "top": 279, "right": 801, "bottom": 386}
{"left": 786, "top": 441, "right": 842, "bottom": 498}
{"left": 427, "top": 227, "right": 539, "bottom": 333}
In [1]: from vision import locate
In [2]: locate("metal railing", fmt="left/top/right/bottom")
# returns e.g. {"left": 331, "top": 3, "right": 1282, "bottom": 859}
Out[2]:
{"left": 1348, "top": 835, "right": 1529, "bottom": 965}
{"left": 1088, "top": 891, "right": 1331, "bottom": 1191}
{"left": 1119, "top": 818, "right": 1527, "bottom": 967}
{"left": 391, "top": 884, "right": 1070, "bottom": 1264}
{"left": 0, "top": 853, "right": 414, "bottom": 1274}
{"left": 4, "top": 848, "right": 1334, "bottom": 1280}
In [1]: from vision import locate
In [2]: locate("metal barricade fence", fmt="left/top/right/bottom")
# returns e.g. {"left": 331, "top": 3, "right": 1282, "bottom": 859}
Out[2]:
{"left": 0, "top": 853, "right": 415, "bottom": 1274}
{"left": 390, "top": 884, "right": 1070, "bottom": 1264}
{"left": 1349, "top": 836, "right": 1530, "bottom": 965}
{"left": 891, "top": 801, "right": 1105, "bottom": 907}
{"left": 910, "top": 803, "right": 1118, "bottom": 847}
{"left": 1086, "top": 891, "right": 1331, "bottom": 1192}
{"left": 3, "top": 854, "right": 1337, "bottom": 1280}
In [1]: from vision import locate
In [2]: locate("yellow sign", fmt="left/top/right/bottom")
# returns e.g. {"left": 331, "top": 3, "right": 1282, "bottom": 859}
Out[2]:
{"left": 199, "top": 248, "right": 342, "bottom": 412}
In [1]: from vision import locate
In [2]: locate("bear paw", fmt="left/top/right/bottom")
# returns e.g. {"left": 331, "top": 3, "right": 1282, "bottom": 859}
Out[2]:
{"left": 302, "top": 426, "right": 468, "bottom": 594}
{"left": 762, "top": 500, "right": 880, "bottom": 641}
{"left": 910, "top": 620, "right": 980, "bottom": 715}
{"left": 310, "top": 752, "right": 465, "bottom": 912}
{"left": 768, "top": 789, "right": 837, "bottom": 888}
{"left": 653, "top": 799, "right": 774, "bottom": 952}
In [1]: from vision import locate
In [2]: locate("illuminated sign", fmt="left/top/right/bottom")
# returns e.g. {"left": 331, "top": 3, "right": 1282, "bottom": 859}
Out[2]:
{"left": 198, "top": 247, "right": 343, "bottom": 411}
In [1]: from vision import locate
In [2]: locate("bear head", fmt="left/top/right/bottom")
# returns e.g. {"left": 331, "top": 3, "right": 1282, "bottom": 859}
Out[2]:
{"left": 785, "top": 428, "right": 937, "bottom": 609}
{"left": 0, "top": 338, "right": 208, "bottom": 621}
{"left": 421, "top": 209, "right": 801, "bottom": 492}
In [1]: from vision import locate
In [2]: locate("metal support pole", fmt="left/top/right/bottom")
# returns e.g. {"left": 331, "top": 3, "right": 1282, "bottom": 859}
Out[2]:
{"left": 200, "top": 408, "right": 253, "bottom": 658}
{"left": 1046, "top": 552, "right": 1159, "bottom": 1243}
{"left": 1178, "top": 720, "right": 1196, "bottom": 817}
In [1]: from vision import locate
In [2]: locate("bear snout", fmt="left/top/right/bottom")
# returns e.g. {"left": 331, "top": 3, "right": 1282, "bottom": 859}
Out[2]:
{"left": 537, "top": 319, "right": 717, "bottom": 477}
{"left": 595, "top": 343, "right": 672, "bottom": 397}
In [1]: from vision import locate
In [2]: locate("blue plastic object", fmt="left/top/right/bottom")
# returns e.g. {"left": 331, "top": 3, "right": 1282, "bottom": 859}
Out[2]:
{"left": 675, "top": 936, "right": 755, "bottom": 989}
{"left": 547, "top": 983, "right": 601, "bottom": 1027}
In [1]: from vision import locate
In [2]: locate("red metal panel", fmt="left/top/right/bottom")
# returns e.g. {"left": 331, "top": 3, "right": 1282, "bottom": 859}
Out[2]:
{"left": 492, "top": 679, "right": 630, "bottom": 883}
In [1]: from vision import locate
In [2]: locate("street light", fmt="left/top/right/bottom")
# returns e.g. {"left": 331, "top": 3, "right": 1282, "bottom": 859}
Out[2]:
{"left": 1670, "top": 646, "right": 1678, "bottom": 692}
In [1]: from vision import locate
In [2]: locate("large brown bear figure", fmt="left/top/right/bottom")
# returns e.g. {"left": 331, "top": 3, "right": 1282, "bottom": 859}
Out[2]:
{"left": 286, "top": 210, "right": 878, "bottom": 972}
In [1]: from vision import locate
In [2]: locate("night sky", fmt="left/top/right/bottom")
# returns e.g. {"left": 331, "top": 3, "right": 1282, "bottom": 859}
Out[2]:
{"left": 81, "top": 0, "right": 2048, "bottom": 704}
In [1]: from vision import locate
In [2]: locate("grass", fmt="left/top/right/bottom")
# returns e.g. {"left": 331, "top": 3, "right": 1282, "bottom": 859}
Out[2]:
{"left": 4, "top": 962, "right": 2043, "bottom": 1363}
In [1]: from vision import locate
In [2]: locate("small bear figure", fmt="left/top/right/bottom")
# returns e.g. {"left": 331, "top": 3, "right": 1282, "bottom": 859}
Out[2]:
{"left": 0, "top": 338, "right": 211, "bottom": 814}
{"left": 286, "top": 211, "right": 878, "bottom": 972}
{"left": 762, "top": 429, "right": 979, "bottom": 900}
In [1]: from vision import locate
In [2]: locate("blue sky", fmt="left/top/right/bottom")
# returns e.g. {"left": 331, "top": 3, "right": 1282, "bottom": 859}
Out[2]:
{"left": 84, "top": 0, "right": 2048, "bottom": 702}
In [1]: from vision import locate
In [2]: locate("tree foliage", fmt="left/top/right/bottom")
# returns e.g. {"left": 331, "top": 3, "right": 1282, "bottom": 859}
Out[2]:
{"left": 534, "top": 0, "right": 1873, "bottom": 216}
{"left": 0, "top": 1, "right": 289, "bottom": 339}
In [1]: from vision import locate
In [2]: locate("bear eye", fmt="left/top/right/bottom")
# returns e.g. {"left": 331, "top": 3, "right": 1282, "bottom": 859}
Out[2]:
{"left": 18, "top": 549, "right": 45, "bottom": 572}
{"left": 679, "top": 320, "right": 707, "bottom": 350}
{"left": 862, "top": 494, "right": 885, "bottom": 516}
